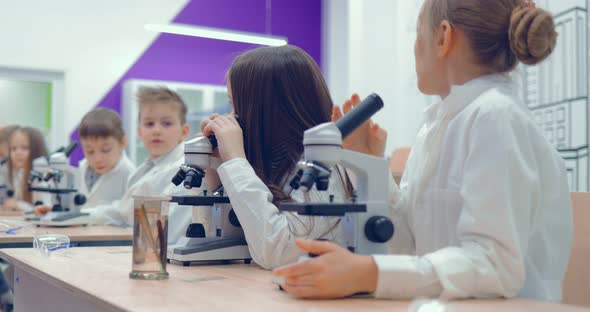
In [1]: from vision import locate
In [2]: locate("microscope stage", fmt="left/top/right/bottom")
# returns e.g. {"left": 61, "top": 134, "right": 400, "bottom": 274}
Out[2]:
{"left": 279, "top": 202, "right": 367, "bottom": 216}
{"left": 171, "top": 195, "right": 230, "bottom": 206}
{"left": 32, "top": 212, "right": 91, "bottom": 227}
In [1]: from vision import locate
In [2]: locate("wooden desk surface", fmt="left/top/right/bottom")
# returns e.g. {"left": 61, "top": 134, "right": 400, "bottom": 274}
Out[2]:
{"left": 0, "top": 247, "right": 586, "bottom": 312}
{"left": 0, "top": 215, "right": 131, "bottom": 244}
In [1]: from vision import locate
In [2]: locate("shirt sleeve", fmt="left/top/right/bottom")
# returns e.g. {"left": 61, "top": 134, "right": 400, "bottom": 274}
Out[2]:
{"left": 373, "top": 108, "right": 534, "bottom": 300}
{"left": 217, "top": 157, "right": 342, "bottom": 269}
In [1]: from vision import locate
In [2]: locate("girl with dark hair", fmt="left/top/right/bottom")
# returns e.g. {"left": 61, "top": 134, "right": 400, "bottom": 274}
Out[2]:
{"left": 2, "top": 127, "right": 50, "bottom": 212}
{"left": 201, "top": 45, "right": 355, "bottom": 269}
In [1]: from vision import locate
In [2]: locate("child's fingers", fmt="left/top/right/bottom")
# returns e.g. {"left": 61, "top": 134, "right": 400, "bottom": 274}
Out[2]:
{"left": 202, "top": 121, "right": 220, "bottom": 136}
{"left": 227, "top": 114, "right": 240, "bottom": 127}
{"left": 280, "top": 284, "right": 318, "bottom": 299}
{"left": 371, "top": 123, "right": 388, "bottom": 142}
{"left": 351, "top": 93, "right": 361, "bottom": 106}
{"left": 332, "top": 106, "right": 343, "bottom": 122}
{"left": 272, "top": 251, "right": 324, "bottom": 278}
{"left": 200, "top": 113, "right": 221, "bottom": 130}
{"left": 284, "top": 274, "right": 317, "bottom": 287}
{"left": 343, "top": 99, "right": 353, "bottom": 114}
{"left": 295, "top": 239, "right": 340, "bottom": 255}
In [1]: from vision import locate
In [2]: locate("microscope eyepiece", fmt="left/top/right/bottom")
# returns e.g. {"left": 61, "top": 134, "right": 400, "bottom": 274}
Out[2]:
{"left": 208, "top": 135, "right": 218, "bottom": 149}
{"left": 335, "top": 93, "right": 383, "bottom": 139}
{"left": 63, "top": 141, "right": 78, "bottom": 157}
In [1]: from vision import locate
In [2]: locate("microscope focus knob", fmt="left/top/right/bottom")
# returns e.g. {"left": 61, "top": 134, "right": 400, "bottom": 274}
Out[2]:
{"left": 6, "top": 190, "right": 14, "bottom": 198}
{"left": 364, "top": 216, "right": 394, "bottom": 243}
{"left": 316, "top": 177, "right": 330, "bottom": 191}
{"left": 186, "top": 223, "right": 206, "bottom": 238}
{"left": 74, "top": 194, "right": 87, "bottom": 206}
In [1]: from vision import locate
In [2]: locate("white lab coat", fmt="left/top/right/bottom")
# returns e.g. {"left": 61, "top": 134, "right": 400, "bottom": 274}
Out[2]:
{"left": 0, "top": 161, "right": 8, "bottom": 186}
{"left": 217, "top": 158, "right": 347, "bottom": 269}
{"left": 90, "top": 143, "right": 193, "bottom": 244}
{"left": 79, "top": 152, "right": 136, "bottom": 210}
{"left": 10, "top": 169, "right": 52, "bottom": 212}
{"left": 374, "top": 74, "right": 573, "bottom": 301}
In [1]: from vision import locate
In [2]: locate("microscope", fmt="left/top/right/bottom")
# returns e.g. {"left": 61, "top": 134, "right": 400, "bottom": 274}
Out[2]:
{"left": 279, "top": 93, "right": 394, "bottom": 255}
{"left": 28, "top": 142, "right": 89, "bottom": 227}
{"left": 167, "top": 135, "right": 251, "bottom": 266}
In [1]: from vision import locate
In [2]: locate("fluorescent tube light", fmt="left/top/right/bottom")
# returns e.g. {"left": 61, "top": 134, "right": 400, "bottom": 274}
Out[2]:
{"left": 145, "top": 23, "right": 288, "bottom": 46}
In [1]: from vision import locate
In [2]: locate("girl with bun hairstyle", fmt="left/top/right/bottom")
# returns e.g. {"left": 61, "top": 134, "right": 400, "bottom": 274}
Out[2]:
{"left": 274, "top": 0, "right": 573, "bottom": 302}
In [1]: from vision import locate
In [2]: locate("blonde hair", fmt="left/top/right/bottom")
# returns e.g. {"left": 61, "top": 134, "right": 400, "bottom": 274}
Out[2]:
{"left": 424, "top": 0, "right": 557, "bottom": 72}
{"left": 136, "top": 86, "right": 188, "bottom": 124}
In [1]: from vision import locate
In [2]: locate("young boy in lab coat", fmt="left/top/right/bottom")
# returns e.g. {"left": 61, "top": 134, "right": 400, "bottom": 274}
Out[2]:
{"left": 90, "top": 87, "right": 192, "bottom": 244}
{"left": 35, "top": 109, "right": 136, "bottom": 215}
{"left": 274, "top": 0, "right": 573, "bottom": 302}
{"left": 78, "top": 109, "right": 136, "bottom": 210}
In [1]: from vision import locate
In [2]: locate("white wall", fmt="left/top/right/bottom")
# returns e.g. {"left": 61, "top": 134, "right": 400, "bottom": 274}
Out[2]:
{"left": 0, "top": 0, "right": 188, "bottom": 146}
{"left": 323, "top": 0, "right": 431, "bottom": 155}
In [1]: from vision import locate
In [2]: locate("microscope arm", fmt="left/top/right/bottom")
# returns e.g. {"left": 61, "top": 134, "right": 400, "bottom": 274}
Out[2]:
{"left": 202, "top": 156, "right": 225, "bottom": 193}
{"left": 338, "top": 149, "right": 390, "bottom": 204}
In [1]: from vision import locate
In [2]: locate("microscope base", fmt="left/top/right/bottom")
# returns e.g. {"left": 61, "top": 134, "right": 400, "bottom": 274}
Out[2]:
{"left": 167, "top": 238, "right": 251, "bottom": 266}
{"left": 24, "top": 211, "right": 39, "bottom": 221}
{"left": 31, "top": 212, "right": 91, "bottom": 227}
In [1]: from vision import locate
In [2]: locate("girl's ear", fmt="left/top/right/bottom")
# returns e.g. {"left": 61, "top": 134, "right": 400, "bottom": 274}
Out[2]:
{"left": 181, "top": 123, "right": 190, "bottom": 140}
{"left": 437, "top": 20, "right": 454, "bottom": 58}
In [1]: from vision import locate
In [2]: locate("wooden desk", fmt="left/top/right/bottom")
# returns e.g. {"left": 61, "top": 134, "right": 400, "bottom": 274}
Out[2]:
{"left": 0, "top": 247, "right": 585, "bottom": 312}
{"left": 0, "top": 215, "right": 132, "bottom": 248}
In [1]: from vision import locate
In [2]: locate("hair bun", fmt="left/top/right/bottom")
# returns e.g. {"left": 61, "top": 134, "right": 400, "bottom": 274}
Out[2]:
{"left": 509, "top": 6, "right": 558, "bottom": 65}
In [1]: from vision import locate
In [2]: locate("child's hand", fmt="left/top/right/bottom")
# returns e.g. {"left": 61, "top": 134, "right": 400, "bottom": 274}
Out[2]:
{"left": 34, "top": 205, "right": 52, "bottom": 216}
{"left": 332, "top": 94, "right": 388, "bottom": 157}
{"left": 272, "top": 240, "right": 378, "bottom": 299}
{"left": 200, "top": 114, "right": 221, "bottom": 133}
{"left": 3, "top": 199, "right": 17, "bottom": 210}
{"left": 2, "top": 199, "right": 18, "bottom": 210}
{"left": 202, "top": 114, "right": 246, "bottom": 162}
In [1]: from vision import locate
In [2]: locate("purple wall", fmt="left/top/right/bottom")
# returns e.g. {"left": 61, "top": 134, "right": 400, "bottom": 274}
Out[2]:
{"left": 70, "top": 0, "right": 322, "bottom": 164}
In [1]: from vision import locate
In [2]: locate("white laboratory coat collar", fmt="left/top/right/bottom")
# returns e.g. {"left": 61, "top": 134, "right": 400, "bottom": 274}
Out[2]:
{"left": 150, "top": 142, "right": 184, "bottom": 167}
{"left": 424, "top": 73, "right": 515, "bottom": 123}
{"left": 80, "top": 152, "right": 133, "bottom": 193}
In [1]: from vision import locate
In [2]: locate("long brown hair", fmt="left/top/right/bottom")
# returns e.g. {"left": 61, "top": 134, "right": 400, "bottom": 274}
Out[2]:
{"left": 8, "top": 127, "right": 48, "bottom": 202}
{"left": 228, "top": 45, "right": 334, "bottom": 204}
{"left": 425, "top": 0, "right": 557, "bottom": 72}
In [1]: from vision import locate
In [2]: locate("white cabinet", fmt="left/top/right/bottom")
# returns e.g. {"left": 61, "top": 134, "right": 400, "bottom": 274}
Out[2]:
{"left": 523, "top": 6, "right": 589, "bottom": 191}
